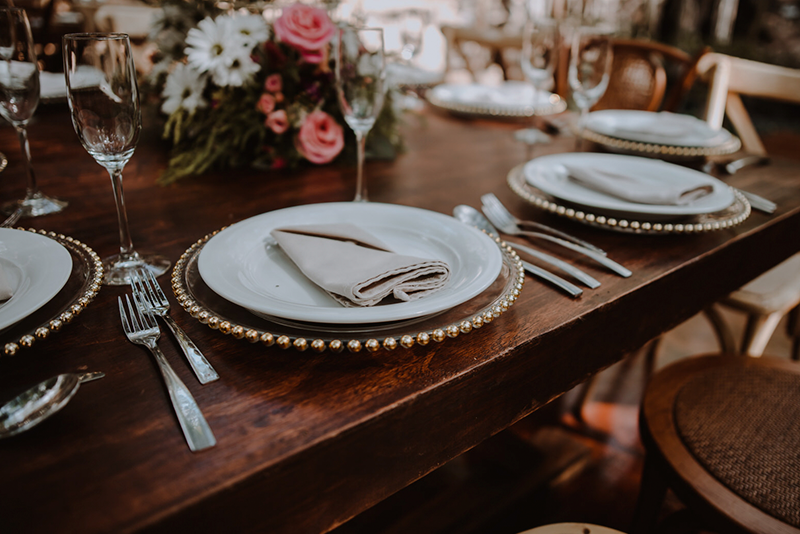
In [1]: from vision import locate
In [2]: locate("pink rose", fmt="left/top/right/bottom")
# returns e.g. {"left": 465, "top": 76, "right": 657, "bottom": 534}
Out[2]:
{"left": 295, "top": 110, "right": 343, "bottom": 164}
{"left": 256, "top": 93, "right": 276, "bottom": 115}
{"left": 273, "top": 3, "right": 335, "bottom": 64}
{"left": 265, "top": 73, "right": 282, "bottom": 93}
{"left": 265, "top": 109, "right": 289, "bottom": 134}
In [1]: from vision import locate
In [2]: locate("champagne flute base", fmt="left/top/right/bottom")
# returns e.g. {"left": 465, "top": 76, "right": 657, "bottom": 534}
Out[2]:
{"left": 0, "top": 152, "right": 6, "bottom": 173}
{"left": 102, "top": 252, "right": 170, "bottom": 286}
{"left": 3, "top": 191, "right": 68, "bottom": 218}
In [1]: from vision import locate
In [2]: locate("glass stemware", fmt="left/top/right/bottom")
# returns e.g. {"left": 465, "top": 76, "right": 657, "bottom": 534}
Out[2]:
{"left": 516, "top": 16, "right": 560, "bottom": 158}
{"left": 335, "top": 26, "right": 386, "bottom": 203}
{"left": 567, "top": 25, "right": 613, "bottom": 149}
{"left": 63, "top": 33, "right": 169, "bottom": 285}
{"left": 0, "top": 7, "right": 68, "bottom": 218}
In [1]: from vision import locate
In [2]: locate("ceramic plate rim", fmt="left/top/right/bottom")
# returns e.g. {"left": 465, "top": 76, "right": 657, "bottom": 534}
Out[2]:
{"left": 197, "top": 203, "right": 504, "bottom": 324}
{"left": 0, "top": 229, "right": 73, "bottom": 331}
{"left": 524, "top": 153, "right": 735, "bottom": 217}
{"left": 584, "top": 110, "right": 734, "bottom": 148}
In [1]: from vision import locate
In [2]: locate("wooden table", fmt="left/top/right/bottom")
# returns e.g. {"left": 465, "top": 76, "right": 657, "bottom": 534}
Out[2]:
{"left": 1, "top": 106, "right": 798, "bottom": 534}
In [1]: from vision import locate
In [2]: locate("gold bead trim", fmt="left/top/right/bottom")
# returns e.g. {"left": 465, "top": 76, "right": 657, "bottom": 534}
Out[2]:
{"left": 172, "top": 227, "right": 525, "bottom": 353}
{"left": 507, "top": 164, "right": 751, "bottom": 235}
{"left": 3, "top": 228, "right": 104, "bottom": 356}
{"left": 578, "top": 128, "right": 741, "bottom": 158}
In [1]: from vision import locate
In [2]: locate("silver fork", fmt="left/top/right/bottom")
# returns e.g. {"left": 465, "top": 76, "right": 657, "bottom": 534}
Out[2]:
{"left": 131, "top": 269, "right": 219, "bottom": 384}
{"left": 482, "top": 201, "right": 632, "bottom": 278}
{"left": 481, "top": 193, "right": 607, "bottom": 255}
{"left": 118, "top": 294, "right": 216, "bottom": 452}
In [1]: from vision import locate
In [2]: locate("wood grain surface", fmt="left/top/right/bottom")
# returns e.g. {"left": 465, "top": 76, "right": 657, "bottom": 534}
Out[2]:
{"left": 0, "top": 106, "right": 798, "bottom": 534}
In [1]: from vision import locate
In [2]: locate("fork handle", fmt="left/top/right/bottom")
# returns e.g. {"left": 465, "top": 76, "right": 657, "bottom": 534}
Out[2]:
{"left": 516, "top": 230, "right": 632, "bottom": 278}
{"left": 516, "top": 220, "right": 607, "bottom": 255}
{"left": 147, "top": 343, "right": 217, "bottom": 452}
{"left": 163, "top": 315, "right": 219, "bottom": 384}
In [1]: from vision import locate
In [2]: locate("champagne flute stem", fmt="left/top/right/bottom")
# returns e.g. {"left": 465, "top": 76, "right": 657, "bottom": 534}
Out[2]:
{"left": 354, "top": 130, "right": 368, "bottom": 202}
{"left": 14, "top": 124, "right": 38, "bottom": 199}
{"left": 107, "top": 167, "right": 136, "bottom": 260}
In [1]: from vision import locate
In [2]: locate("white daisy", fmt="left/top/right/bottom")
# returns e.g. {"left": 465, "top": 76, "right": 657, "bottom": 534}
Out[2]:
{"left": 160, "top": 63, "right": 208, "bottom": 115}
{"left": 184, "top": 17, "right": 239, "bottom": 75}
{"left": 230, "top": 14, "right": 269, "bottom": 49}
{"left": 212, "top": 46, "right": 260, "bottom": 87}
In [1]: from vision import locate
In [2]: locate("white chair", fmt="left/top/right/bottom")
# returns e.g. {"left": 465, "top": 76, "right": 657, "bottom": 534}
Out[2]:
{"left": 696, "top": 53, "right": 800, "bottom": 358}
{"left": 517, "top": 523, "right": 627, "bottom": 534}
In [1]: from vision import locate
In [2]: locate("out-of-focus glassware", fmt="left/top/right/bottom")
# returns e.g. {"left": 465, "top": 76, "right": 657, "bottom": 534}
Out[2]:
{"left": 0, "top": 7, "right": 68, "bottom": 218}
{"left": 568, "top": 24, "right": 613, "bottom": 148}
{"left": 63, "top": 33, "right": 169, "bottom": 285}
{"left": 335, "top": 26, "right": 386, "bottom": 203}
{"left": 515, "top": 15, "right": 560, "bottom": 157}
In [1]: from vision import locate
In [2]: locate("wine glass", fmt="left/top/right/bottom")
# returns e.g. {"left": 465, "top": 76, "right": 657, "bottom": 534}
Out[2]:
{"left": 567, "top": 24, "right": 613, "bottom": 149}
{"left": 0, "top": 7, "right": 68, "bottom": 218}
{"left": 63, "top": 33, "right": 169, "bottom": 285}
{"left": 516, "top": 16, "right": 560, "bottom": 157}
{"left": 335, "top": 26, "right": 386, "bottom": 203}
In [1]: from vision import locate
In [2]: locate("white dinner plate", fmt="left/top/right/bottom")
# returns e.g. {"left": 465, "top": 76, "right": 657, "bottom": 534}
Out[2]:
{"left": 198, "top": 203, "right": 503, "bottom": 324}
{"left": 0, "top": 229, "right": 73, "bottom": 331}
{"left": 524, "top": 153, "right": 736, "bottom": 219}
{"left": 427, "top": 81, "right": 566, "bottom": 118}
{"left": 583, "top": 110, "right": 735, "bottom": 148}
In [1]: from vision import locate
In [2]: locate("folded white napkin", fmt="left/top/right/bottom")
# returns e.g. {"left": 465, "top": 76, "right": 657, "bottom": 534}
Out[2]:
{"left": 270, "top": 224, "right": 451, "bottom": 307}
{"left": 0, "top": 263, "right": 13, "bottom": 301}
{"left": 611, "top": 112, "right": 703, "bottom": 139}
{"left": 563, "top": 162, "right": 713, "bottom": 205}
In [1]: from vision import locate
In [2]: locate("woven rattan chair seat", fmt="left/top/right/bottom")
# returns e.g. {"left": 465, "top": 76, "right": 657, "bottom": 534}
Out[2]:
{"left": 675, "top": 364, "right": 800, "bottom": 526}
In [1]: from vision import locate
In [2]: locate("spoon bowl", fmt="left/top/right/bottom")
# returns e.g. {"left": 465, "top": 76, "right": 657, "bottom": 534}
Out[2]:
{"left": 0, "top": 372, "right": 104, "bottom": 438}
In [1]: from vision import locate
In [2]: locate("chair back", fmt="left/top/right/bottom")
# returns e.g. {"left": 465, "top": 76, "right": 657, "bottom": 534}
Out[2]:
{"left": 696, "top": 53, "right": 800, "bottom": 155}
{"left": 593, "top": 39, "right": 700, "bottom": 113}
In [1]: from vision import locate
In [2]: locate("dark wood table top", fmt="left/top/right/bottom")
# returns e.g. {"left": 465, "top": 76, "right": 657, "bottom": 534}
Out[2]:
{"left": 0, "top": 106, "right": 798, "bottom": 534}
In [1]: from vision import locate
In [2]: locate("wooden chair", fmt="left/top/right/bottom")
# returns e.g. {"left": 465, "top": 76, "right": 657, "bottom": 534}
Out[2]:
{"left": 593, "top": 39, "right": 698, "bottom": 112}
{"left": 695, "top": 53, "right": 800, "bottom": 358}
{"left": 632, "top": 354, "right": 800, "bottom": 534}
{"left": 518, "top": 523, "right": 626, "bottom": 534}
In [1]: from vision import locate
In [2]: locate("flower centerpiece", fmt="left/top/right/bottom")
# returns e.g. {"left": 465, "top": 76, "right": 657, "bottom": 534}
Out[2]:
{"left": 147, "top": 1, "right": 401, "bottom": 184}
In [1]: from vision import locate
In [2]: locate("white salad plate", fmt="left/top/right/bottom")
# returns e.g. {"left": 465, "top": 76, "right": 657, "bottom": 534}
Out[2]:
{"left": 427, "top": 81, "right": 566, "bottom": 118}
{"left": 524, "top": 153, "right": 736, "bottom": 219}
{"left": 583, "top": 110, "right": 735, "bottom": 148}
{"left": 198, "top": 202, "right": 503, "bottom": 324}
{"left": 0, "top": 229, "right": 73, "bottom": 331}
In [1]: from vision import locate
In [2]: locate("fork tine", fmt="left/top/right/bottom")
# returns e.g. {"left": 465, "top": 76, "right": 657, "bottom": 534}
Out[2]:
{"left": 124, "top": 294, "right": 142, "bottom": 332}
{"left": 118, "top": 296, "right": 131, "bottom": 335}
{"left": 130, "top": 271, "right": 153, "bottom": 309}
{"left": 132, "top": 292, "right": 157, "bottom": 330}
{"left": 143, "top": 268, "right": 169, "bottom": 304}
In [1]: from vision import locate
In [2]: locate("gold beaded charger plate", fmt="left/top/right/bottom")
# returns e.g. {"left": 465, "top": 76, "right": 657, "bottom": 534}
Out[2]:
{"left": 507, "top": 163, "right": 751, "bottom": 235}
{"left": 173, "top": 231, "right": 524, "bottom": 353}
{"left": 197, "top": 202, "right": 503, "bottom": 325}
{"left": 1, "top": 229, "right": 103, "bottom": 356}
{"left": 427, "top": 82, "right": 567, "bottom": 119}
{"left": 579, "top": 110, "right": 740, "bottom": 159}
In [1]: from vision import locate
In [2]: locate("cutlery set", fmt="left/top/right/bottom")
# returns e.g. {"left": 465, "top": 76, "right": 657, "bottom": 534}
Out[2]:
{"left": 120, "top": 269, "right": 218, "bottom": 451}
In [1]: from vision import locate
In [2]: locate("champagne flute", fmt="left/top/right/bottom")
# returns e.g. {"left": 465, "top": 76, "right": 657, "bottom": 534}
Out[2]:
{"left": 335, "top": 26, "right": 386, "bottom": 203}
{"left": 63, "top": 33, "right": 169, "bottom": 285}
{"left": 0, "top": 7, "right": 68, "bottom": 218}
{"left": 568, "top": 24, "right": 613, "bottom": 149}
{"left": 516, "top": 16, "right": 560, "bottom": 157}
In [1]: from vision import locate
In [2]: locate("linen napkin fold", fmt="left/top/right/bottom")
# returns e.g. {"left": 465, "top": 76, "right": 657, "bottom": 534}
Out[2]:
{"left": 563, "top": 162, "right": 714, "bottom": 205}
{"left": 0, "top": 262, "right": 13, "bottom": 301}
{"left": 610, "top": 112, "right": 700, "bottom": 139}
{"left": 270, "top": 224, "right": 451, "bottom": 307}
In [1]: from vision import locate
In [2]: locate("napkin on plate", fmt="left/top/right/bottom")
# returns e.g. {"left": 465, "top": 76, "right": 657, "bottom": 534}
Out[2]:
{"left": 0, "top": 263, "right": 13, "bottom": 301}
{"left": 563, "top": 162, "right": 714, "bottom": 205}
{"left": 610, "top": 112, "right": 701, "bottom": 139}
{"left": 270, "top": 224, "right": 451, "bottom": 307}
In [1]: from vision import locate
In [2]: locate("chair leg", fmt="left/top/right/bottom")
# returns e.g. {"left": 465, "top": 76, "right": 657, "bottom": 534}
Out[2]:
{"left": 787, "top": 305, "right": 800, "bottom": 361}
{"left": 741, "top": 311, "right": 784, "bottom": 357}
{"left": 570, "top": 374, "right": 599, "bottom": 425}
{"left": 702, "top": 306, "right": 737, "bottom": 354}
{"left": 630, "top": 452, "right": 669, "bottom": 534}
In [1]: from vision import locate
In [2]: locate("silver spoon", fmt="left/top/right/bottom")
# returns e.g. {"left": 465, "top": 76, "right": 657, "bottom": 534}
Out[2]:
{"left": 453, "top": 205, "right": 584, "bottom": 297}
{"left": 0, "top": 371, "right": 104, "bottom": 439}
